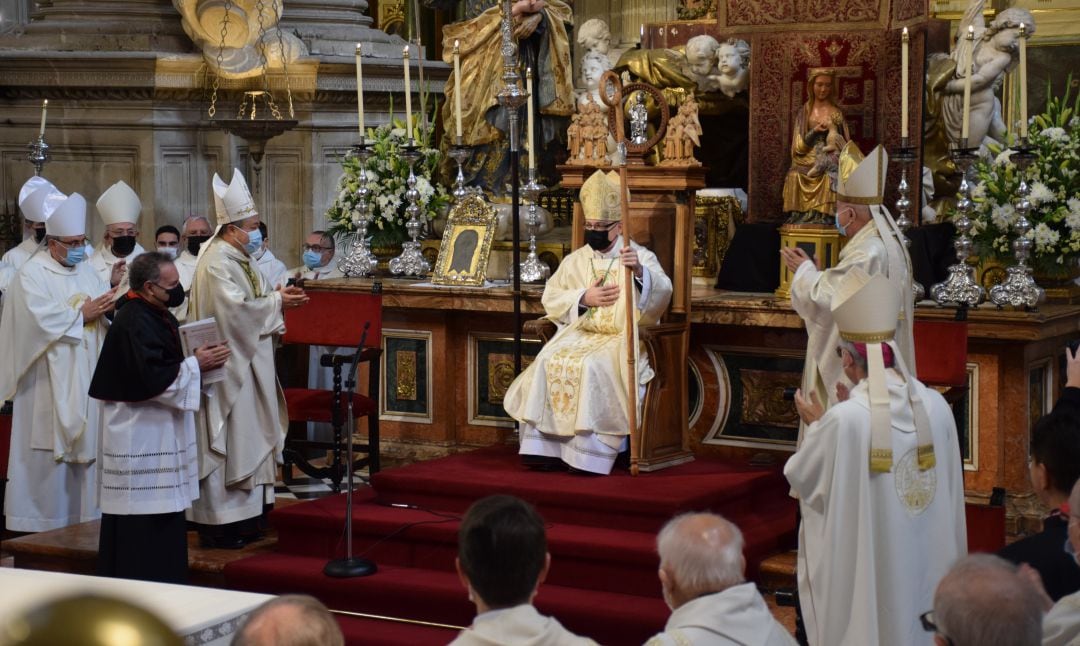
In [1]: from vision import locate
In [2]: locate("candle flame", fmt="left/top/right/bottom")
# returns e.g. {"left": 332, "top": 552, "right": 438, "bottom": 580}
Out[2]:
{"left": 403, "top": 45, "right": 410, "bottom": 57}
{"left": 356, "top": 43, "right": 362, "bottom": 54}
{"left": 42, "top": 99, "right": 47, "bottom": 107}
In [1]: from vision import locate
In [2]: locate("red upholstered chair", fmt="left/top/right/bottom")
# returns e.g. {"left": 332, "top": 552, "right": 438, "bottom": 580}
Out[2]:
{"left": 282, "top": 287, "right": 382, "bottom": 491}
{"left": 914, "top": 319, "right": 969, "bottom": 405}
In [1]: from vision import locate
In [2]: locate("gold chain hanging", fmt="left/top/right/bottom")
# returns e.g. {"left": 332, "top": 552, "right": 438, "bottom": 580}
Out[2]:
{"left": 272, "top": 0, "right": 295, "bottom": 119}
{"left": 254, "top": 0, "right": 284, "bottom": 120}
{"left": 207, "top": 0, "right": 235, "bottom": 118}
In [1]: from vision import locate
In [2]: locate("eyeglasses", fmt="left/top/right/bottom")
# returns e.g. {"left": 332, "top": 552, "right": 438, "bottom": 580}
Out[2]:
{"left": 920, "top": 611, "right": 953, "bottom": 646}
{"left": 53, "top": 237, "right": 88, "bottom": 248}
{"left": 583, "top": 222, "right": 617, "bottom": 232}
{"left": 303, "top": 244, "right": 328, "bottom": 252}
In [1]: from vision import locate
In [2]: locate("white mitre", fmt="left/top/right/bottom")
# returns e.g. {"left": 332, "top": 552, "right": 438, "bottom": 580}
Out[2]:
{"left": 18, "top": 176, "right": 57, "bottom": 221}
{"left": 836, "top": 142, "right": 888, "bottom": 206}
{"left": 45, "top": 193, "right": 88, "bottom": 237}
{"left": 212, "top": 168, "right": 257, "bottom": 228}
{"left": 21, "top": 185, "right": 66, "bottom": 225}
{"left": 96, "top": 180, "right": 142, "bottom": 226}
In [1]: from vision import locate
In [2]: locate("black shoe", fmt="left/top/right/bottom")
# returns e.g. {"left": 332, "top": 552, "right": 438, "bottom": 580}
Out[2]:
{"left": 521, "top": 455, "right": 567, "bottom": 472}
{"left": 614, "top": 450, "right": 630, "bottom": 470}
{"left": 199, "top": 534, "right": 246, "bottom": 550}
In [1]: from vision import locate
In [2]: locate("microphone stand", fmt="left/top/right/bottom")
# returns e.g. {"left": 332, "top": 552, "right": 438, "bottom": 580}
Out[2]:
{"left": 324, "top": 320, "right": 377, "bottom": 578}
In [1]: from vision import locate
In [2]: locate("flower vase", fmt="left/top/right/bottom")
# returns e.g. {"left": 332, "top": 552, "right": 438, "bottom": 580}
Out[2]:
{"left": 370, "top": 229, "right": 407, "bottom": 272}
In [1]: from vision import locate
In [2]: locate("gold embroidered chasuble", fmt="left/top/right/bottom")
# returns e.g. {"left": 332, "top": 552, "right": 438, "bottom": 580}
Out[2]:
{"left": 504, "top": 238, "right": 671, "bottom": 441}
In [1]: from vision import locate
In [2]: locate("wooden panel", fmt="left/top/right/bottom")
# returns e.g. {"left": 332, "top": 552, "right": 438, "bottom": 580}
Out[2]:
{"left": 158, "top": 147, "right": 195, "bottom": 229}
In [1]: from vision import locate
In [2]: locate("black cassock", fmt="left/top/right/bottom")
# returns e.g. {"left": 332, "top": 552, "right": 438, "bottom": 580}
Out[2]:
{"left": 89, "top": 294, "right": 191, "bottom": 584}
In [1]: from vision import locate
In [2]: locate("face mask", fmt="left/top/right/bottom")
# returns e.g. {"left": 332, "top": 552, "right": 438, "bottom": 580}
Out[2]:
{"left": 111, "top": 235, "right": 137, "bottom": 257}
{"left": 186, "top": 235, "right": 210, "bottom": 256}
{"left": 155, "top": 283, "right": 186, "bottom": 308}
{"left": 302, "top": 249, "right": 324, "bottom": 270}
{"left": 62, "top": 245, "right": 86, "bottom": 266}
{"left": 33, "top": 227, "right": 47, "bottom": 244}
{"left": 252, "top": 246, "right": 266, "bottom": 261}
{"left": 834, "top": 213, "right": 848, "bottom": 237}
{"left": 236, "top": 225, "right": 263, "bottom": 256}
{"left": 585, "top": 228, "right": 613, "bottom": 251}
{"left": 157, "top": 246, "right": 178, "bottom": 259}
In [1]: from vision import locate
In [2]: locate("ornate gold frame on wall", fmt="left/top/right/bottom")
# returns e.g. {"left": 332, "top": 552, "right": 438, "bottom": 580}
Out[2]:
{"left": 432, "top": 194, "right": 498, "bottom": 287}
{"left": 467, "top": 332, "right": 543, "bottom": 428}
{"left": 379, "top": 328, "right": 434, "bottom": 424}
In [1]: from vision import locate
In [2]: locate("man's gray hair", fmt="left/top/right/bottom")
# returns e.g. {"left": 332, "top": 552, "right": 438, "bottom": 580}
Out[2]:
{"left": 657, "top": 512, "right": 745, "bottom": 597}
{"left": 837, "top": 339, "right": 868, "bottom": 373}
{"left": 933, "top": 554, "right": 1043, "bottom": 646}
{"left": 233, "top": 594, "right": 344, "bottom": 646}
{"left": 182, "top": 215, "right": 211, "bottom": 232}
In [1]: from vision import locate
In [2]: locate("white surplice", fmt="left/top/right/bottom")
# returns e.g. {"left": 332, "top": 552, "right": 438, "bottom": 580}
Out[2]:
{"left": 1, "top": 237, "right": 42, "bottom": 271}
{"left": 784, "top": 373, "right": 967, "bottom": 646}
{"left": 0, "top": 253, "right": 110, "bottom": 531}
{"left": 505, "top": 237, "right": 672, "bottom": 474}
{"left": 186, "top": 238, "right": 286, "bottom": 525}
{"left": 89, "top": 241, "right": 145, "bottom": 286}
{"left": 789, "top": 220, "right": 914, "bottom": 443}
{"left": 176, "top": 250, "right": 199, "bottom": 291}
{"left": 1044, "top": 588, "right": 1080, "bottom": 646}
{"left": 256, "top": 248, "right": 289, "bottom": 290}
{"left": 645, "top": 583, "right": 798, "bottom": 646}
{"left": 97, "top": 355, "right": 202, "bottom": 515}
{"left": 449, "top": 604, "right": 599, "bottom": 646}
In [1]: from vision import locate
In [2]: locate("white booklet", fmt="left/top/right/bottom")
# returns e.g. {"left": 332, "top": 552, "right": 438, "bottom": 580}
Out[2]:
{"left": 178, "top": 317, "right": 226, "bottom": 384}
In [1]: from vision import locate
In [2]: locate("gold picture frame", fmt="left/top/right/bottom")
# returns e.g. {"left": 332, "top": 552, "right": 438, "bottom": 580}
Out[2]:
{"left": 432, "top": 194, "right": 497, "bottom": 287}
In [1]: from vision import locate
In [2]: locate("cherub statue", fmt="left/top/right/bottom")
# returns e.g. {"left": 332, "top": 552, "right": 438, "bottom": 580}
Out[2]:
{"left": 615, "top": 34, "right": 721, "bottom": 97}
{"left": 578, "top": 50, "right": 613, "bottom": 111}
{"left": 577, "top": 18, "right": 614, "bottom": 66}
{"left": 710, "top": 38, "right": 750, "bottom": 98}
{"left": 172, "top": 0, "right": 307, "bottom": 78}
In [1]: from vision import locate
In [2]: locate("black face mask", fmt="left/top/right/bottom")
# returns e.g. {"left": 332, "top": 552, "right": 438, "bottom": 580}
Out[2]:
{"left": 156, "top": 283, "right": 186, "bottom": 308}
{"left": 111, "top": 235, "right": 137, "bottom": 257}
{"left": 33, "top": 227, "right": 46, "bottom": 244}
{"left": 186, "top": 235, "right": 210, "bottom": 256}
{"left": 585, "top": 228, "right": 613, "bottom": 251}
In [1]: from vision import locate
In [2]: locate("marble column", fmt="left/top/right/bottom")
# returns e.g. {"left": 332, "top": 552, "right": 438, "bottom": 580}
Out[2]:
{"left": 281, "top": 0, "right": 408, "bottom": 59}
{"left": 9, "top": 0, "right": 190, "bottom": 51}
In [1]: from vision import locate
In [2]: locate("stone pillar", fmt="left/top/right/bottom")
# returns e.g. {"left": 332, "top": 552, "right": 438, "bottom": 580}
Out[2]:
{"left": 7, "top": 0, "right": 190, "bottom": 51}
{"left": 281, "top": 0, "right": 408, "bottom": 59}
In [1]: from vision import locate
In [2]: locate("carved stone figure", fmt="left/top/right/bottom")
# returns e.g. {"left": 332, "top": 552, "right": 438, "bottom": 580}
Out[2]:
{"left": 576, "top": 18, "right": 613, "bottom": 65}
{"left": 711, "top": 38, "right": 750, "bottom": 98}
{"left": 660, "top": 95, "right": 702, "bottom": 167}
{"left": 578, "top": 50, "right": 613, "bottom": 112}
{"left": 172, "top": 0, "right": 307, "bottom": 78}
{"left": 781, "top": 68, "right": 850, "bottom": 223}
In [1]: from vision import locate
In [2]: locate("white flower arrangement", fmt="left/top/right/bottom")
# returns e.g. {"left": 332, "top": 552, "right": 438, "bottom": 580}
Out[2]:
{"left": 966, "top": 80, "right": 1080, "bottom": 271}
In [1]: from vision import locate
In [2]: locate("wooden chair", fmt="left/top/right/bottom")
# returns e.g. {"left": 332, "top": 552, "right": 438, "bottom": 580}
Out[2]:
{"left": 281, "top": 287, "right": 382, "bottom": 491}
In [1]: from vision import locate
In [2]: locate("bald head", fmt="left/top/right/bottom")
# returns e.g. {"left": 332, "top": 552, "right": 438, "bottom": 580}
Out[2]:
{"left": 932, "top": 554, "right": 1043, "bottom": 646}
{"left": 233, "top": 595, "right": 343, "bottom": 646}
{"left": 656, "top": 513, "right": 745, "bottom": 609}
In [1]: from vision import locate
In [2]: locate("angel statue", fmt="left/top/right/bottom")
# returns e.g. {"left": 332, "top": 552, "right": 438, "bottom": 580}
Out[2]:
{"left": 923, "top": 0, "right": 1034, "bottom": 217}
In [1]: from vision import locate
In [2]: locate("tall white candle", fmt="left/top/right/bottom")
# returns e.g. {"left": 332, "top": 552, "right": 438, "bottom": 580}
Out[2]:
{"left": 1019, "top": 23, "right": 1028, "bottom": 138}
{"left": 453, "top": 40, "right": 463, "bottom": 140}
{"left": 355, "top": 44, "right": 365, "bottom": 138}
{"left": 38, "top": 99, "right": 47, "bottom": 138}
{"left": 526, "top": 68, "right": 535, "bottom": 172}
{"left": 901, "top": 28, "right": 909, "bottom": 140}
{"left": 403, "top": 46, "right": 412, "bottom": 141}
{"left": 961, "top": 26, "right": 974, "bottom": 143}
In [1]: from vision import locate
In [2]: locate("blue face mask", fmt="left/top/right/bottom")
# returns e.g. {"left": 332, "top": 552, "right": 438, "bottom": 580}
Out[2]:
{"left": 236, "top": 225, "right": 263, "bottom": 256}
{"left": 834, "top": 213, "right": 848, "bottom": 237}
{"left": 302, "top": 249, "right": 324, "bottom": 270}
{"left": 63, "top": 245, "right": 86, "bottom": 266}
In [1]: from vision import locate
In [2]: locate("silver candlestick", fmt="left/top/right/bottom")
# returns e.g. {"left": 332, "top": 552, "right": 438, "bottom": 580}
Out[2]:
{"left": 931, "top": 145, "right": 986, "bottom": 308}
{"left": 519, "top": 170, "right": 549, "bottom": 283}
{"left": 389, "top": 141, "right": 431, "bottom": 277}
{"left": 989, "top": 140, "right": 1044, "bottom": 309}
{"left": 892, "top": 140, "right": 925, "bottom": 301}
{"left": 27, "top": 135, "right": 50, "bottom": 176}
{"left": 339, "top": 138, "right": 379, "bottom": 278}
{"left": 449, "top": 136, "right": 472, "bottom": 201}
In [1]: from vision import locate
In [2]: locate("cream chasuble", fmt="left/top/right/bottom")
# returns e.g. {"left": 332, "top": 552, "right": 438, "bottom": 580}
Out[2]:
{"left": 186, "top": 238, "right": 286, "bottom": 525}
{"left": 0, "top": 253, "right": 109, "bottom": 531}
{"left": 449, "top": 604, "right": 598, "bottom": 646}
{"left": 89, "top": 241, "right": 145, "bottom": 286}
{"left": 789, "top": 220, "right": 914, "bottom": 443}
{"left": 505, "top": 238, "right": 671, "bottom": 473}
{"left": 784, "top": 374, "right": 966, "bottom": 646}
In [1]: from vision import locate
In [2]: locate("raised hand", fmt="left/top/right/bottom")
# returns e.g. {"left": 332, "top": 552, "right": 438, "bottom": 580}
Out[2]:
{"left": 581, "top": 277, "right": 620, "bottom": 308}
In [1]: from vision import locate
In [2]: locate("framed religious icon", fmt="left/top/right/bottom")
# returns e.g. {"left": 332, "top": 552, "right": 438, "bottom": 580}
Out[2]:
{"left": 432, "top": 193, "right": 498, "bottom": 286}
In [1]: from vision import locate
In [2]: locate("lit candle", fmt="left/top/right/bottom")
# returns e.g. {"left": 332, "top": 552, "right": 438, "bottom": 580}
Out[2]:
{"left": 961, "top": 26, "right": 974, "bottom": 144}
{"left": 640, "top": 24, "right": 644, "bottom": 44}
{"left": 453, "top": 40, "right": 463, "bottom": 140}
{"left": 526, "top": 68, "right": 535, "bottom": 172}
{"left": 1019, "top": 23, "right": 1028, "bottom": 139}
{"left": 403, "top": 45, "right": 412, "bottom": 141}
{"left": 901, "top": 27, "right": 909, "bottom": 140}
{"left": 38, "top": 99, "right": 47, "bottom": 138}
{"left": 355, "top": 44, "right": 365, "bottom": 139}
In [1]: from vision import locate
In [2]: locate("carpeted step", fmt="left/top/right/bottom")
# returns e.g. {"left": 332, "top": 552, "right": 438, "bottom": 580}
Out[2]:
{"left": 226, "top": 553, "right": 670, "bottom": 646}
{"left": 334, "top": 612, "right": 459, "bottom": 646}
{"left": 370, "top": 444, "right": 792, "bottom": 533}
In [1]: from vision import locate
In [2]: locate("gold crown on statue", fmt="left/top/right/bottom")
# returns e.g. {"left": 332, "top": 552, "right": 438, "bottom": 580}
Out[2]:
{"left": 807, "top": 67, "right": 838, "bottom": 79}
{"left": 580, "top": 169, "right": 622, "bottom": 222}
{"left": 836, "top": 142, "right": 888, "bottom": 206}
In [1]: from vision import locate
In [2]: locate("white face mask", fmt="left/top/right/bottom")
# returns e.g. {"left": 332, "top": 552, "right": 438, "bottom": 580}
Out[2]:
{"left": 157, "top": 246, "right": 178, "bottom": 259}
{"left": 252, "top": 246, "right": 266, "bottom": 260}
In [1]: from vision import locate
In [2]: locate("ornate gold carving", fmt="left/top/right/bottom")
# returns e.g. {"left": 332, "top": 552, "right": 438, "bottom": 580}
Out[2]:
{"left": 487, "top": 353, "right": 535, "bottom": 405}
{"left": 395, "top": 350, "right": 418, "bottom": 401}
{"left": 432, "top": 194, "right": 498, "bottom": 287}
{"left": 738, "top": 369, "right": 801, "bottom": 428}
{"left": 693, "top": 195, "right": 742, "bottom": 278}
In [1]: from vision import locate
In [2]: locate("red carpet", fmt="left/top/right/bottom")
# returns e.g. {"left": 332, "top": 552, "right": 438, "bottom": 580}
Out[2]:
{"left": 225, "top": 444, "right": 797, "bottom": 645}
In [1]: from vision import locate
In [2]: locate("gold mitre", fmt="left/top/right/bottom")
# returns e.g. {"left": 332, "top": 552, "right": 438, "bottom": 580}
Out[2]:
{"left": 831, "top": 268, "right": 900, "bottom": 344}
{"left": 580, "top": 169, "right": 621, "bottom": 222}
{"left": 836, "top": 142, "right": 888, "bottom": 206}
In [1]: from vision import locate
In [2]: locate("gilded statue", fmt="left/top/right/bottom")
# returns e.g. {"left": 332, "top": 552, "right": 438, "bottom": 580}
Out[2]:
{"left": 781, "top": 68, "right": 850, "bottom": 223}
{"left": 173, "top": 0, "right": 307, "bottom": 78}
{"left": 440, "top": 0, "right": 575, "bottom": 193}
{"left": 615, "top": 35, "right": 721, "bottom": 105}
{"left": 923, "top": 2, "right": 1034, "bottom": 218}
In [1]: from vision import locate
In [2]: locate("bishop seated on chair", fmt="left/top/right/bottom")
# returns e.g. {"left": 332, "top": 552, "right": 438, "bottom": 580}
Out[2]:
{"left": 503, "top": 170, "right": 672, "bottom": 475}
